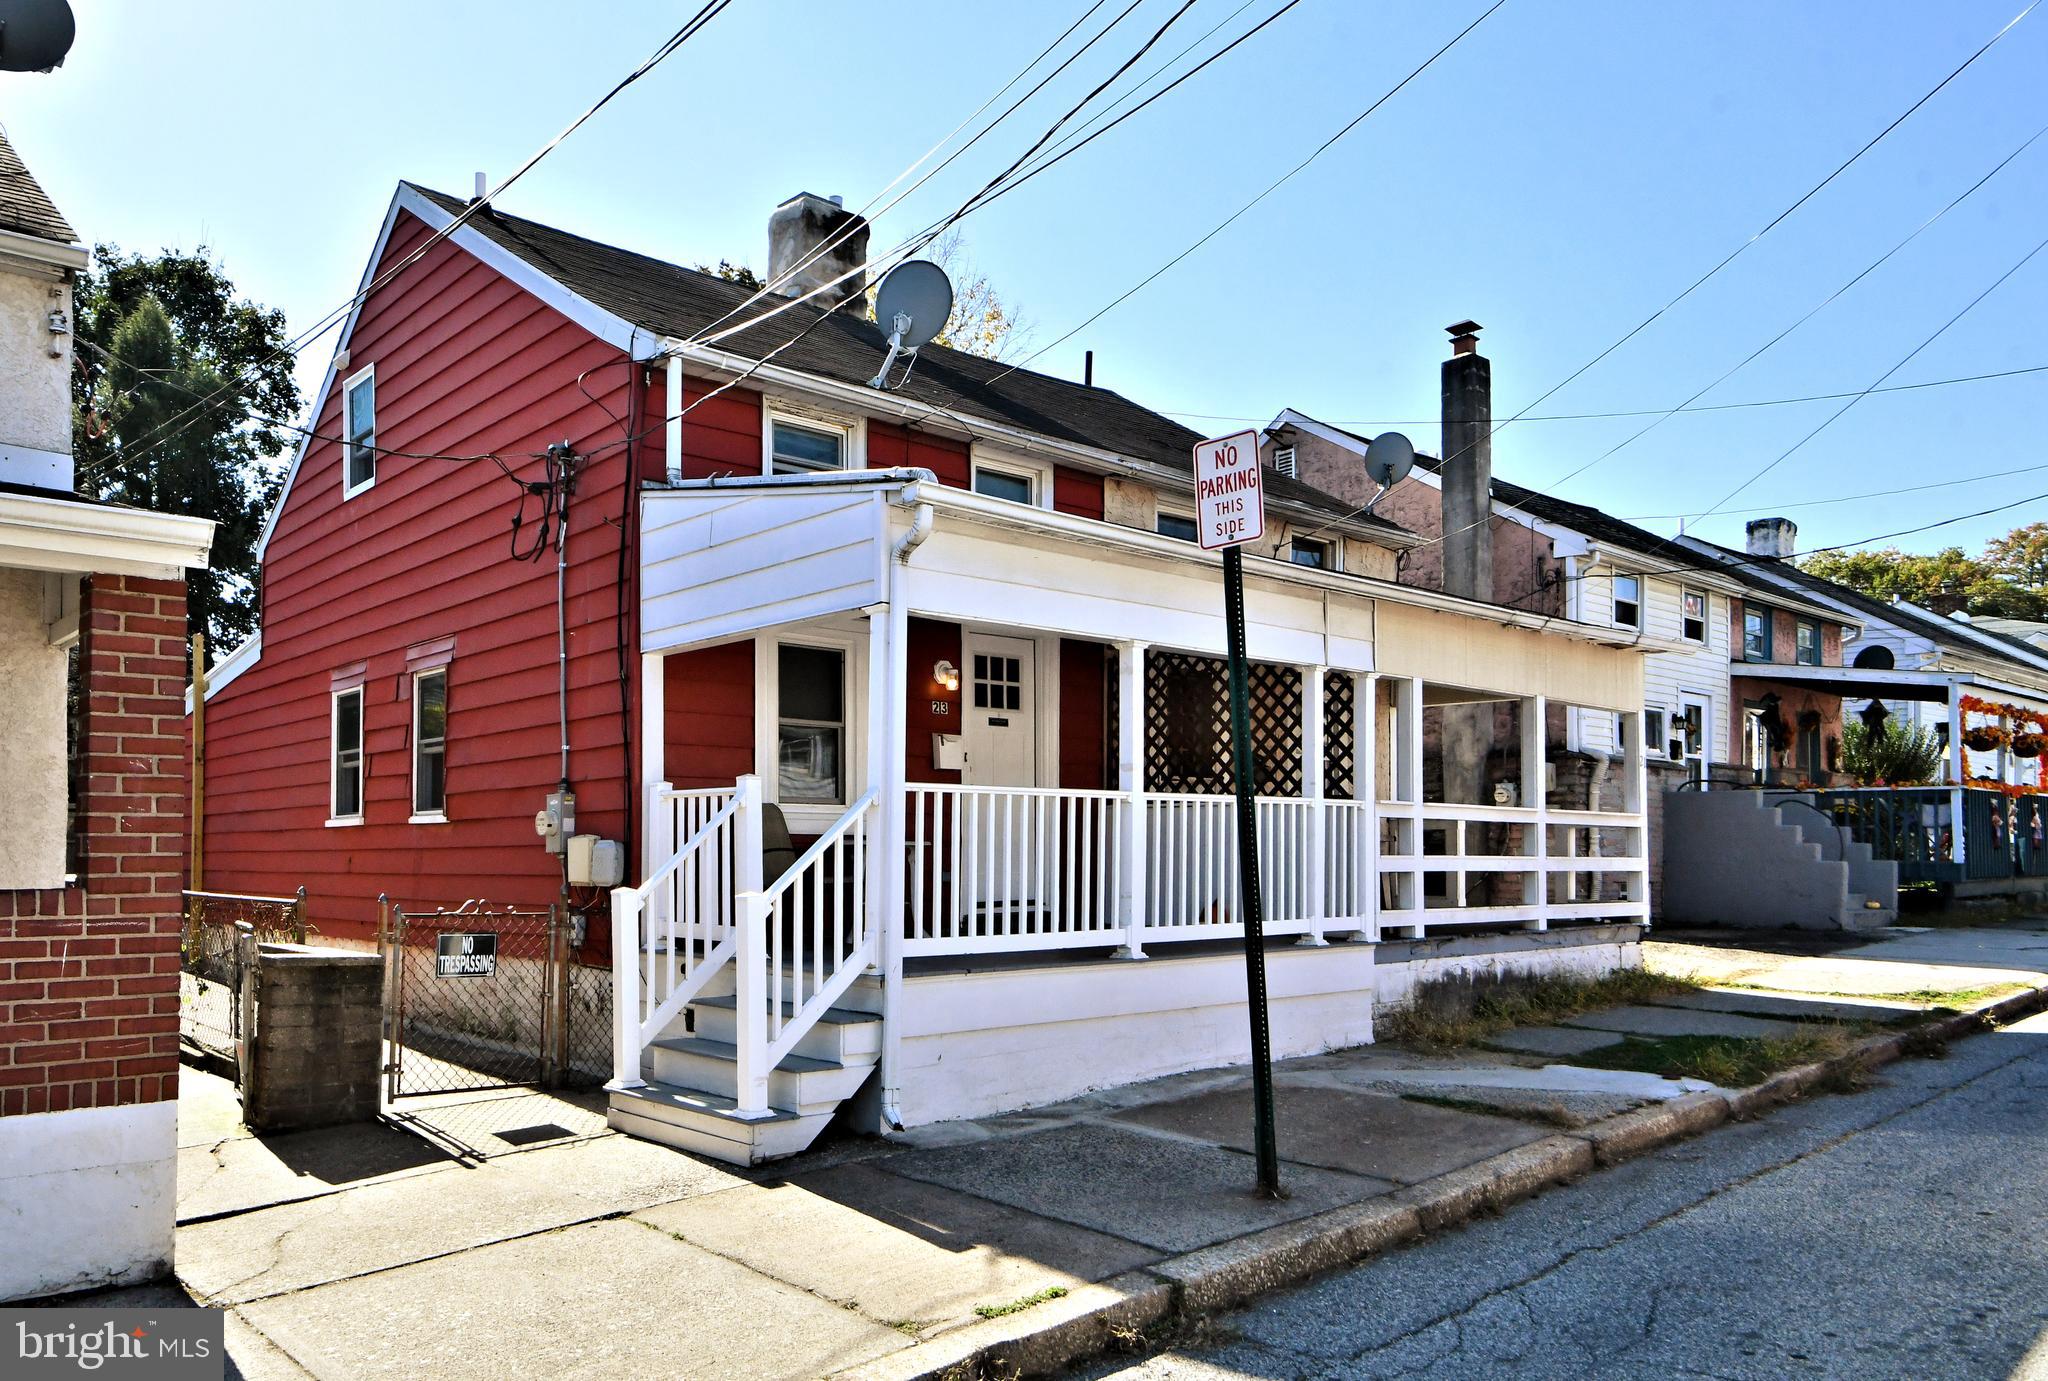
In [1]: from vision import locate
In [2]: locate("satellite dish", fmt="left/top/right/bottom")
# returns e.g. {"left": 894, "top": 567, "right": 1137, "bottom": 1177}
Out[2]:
{"left": 0, "top": 0, "right": 75, "bottom": 72}
{"left": 868, "top": 260, "right": 953, "bottom": 389}
{"left": 1364, "top": 431, "right": 1415, "bottom": 488}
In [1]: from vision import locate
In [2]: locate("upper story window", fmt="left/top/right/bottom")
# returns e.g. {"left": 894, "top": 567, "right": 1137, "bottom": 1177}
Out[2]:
{"left": 1796, "top": 618, "right": 1822, "bottom": 666}
{"left": 970, "top": 453, "right": 1052, "bottom": 508}
{"left": 1290, "top": 536, "right": 1333, "bottom": 570}
{"left": 1612, "top": 573, "right": 1641, "bottom": 628}
{"left": 412, "top": 669, "right": 448, "bottom": 819}
{"left": 768, "top": 414, "right": 851, "bottom": 474}
{"left": 343, "top": 365, "right": 376, "bottom": 497}
{"left": 331, "top": 687, "right": 365, "bottom": 823}
{"left": 1742, "top": 605, "right": 1772, "bottom": 662}
{"left": 1681, "top": 590, "right": 1707, "bottom": 643}
{"left": 1157, "top": 512, "right": 1198, "bottom": 542}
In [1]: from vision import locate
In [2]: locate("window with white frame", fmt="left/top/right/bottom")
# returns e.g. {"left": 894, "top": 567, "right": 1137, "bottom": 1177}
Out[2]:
{"left": 412, "top": 669, "right": 447, "bottom": 818}
{"left": 767, "top": 413, "right": 852, "bottom": 474}
{"left": 1628, "top": 707, "right": 1669, "bottom": 758}
{"left": 777, "top": 644, "right": 845, "bottom": 805}
{"left": 1289, "top": 536, "right": 1334, "bottom": 569}
{"left": 331, "top": 687, "right": 365, "bottom": 821}
{"left": 343, "top": 365, "right": 376, "bottom": 496}
{"left": 1612, "top": 573, "right": 1641, "bottom": 628}
{"left": 971, "top": 454, "right": 1051, "bottom": 508}
{"left": 1681, "top": 589, "right": 1707, "bottom": 642}
{"left": 1796, "top": 618, "right": 1822, "bottom": 666}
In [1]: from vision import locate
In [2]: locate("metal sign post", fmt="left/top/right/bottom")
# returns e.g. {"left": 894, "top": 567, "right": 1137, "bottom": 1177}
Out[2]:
{"left": 1194, "top": 430, "right": 1282, "bottom": 1198}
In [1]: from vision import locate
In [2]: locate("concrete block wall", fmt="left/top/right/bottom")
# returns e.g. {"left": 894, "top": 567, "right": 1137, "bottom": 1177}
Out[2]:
{"left": 0, "top": 575, "right": 188, "bottom": 1299}
{"left": 241, "top": 945, "right": 382, "bottom": 1132}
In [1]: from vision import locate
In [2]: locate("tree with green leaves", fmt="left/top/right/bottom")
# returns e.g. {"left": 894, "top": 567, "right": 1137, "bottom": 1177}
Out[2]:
{"left": 1801, "top": 536, "right": 2047, "bottom": 620}
{"left": 72, "top": 247, "right": 301, "bottom": 654}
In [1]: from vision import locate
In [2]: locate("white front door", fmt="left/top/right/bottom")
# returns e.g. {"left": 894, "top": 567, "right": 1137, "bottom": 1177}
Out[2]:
{"left": 961, "top": 634, "right": 1040, "bottom": 910}
{"left": 963, "top": 635, "right": 1037, "bottom": 788}
{"left": 1677, "top": 693, "right": 1711, "bottom": 782}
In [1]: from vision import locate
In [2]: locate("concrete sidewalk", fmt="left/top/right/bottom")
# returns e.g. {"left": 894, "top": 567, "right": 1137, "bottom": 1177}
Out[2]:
{"left": 99, "top": 918, "right": 2048, "bottom": 1379}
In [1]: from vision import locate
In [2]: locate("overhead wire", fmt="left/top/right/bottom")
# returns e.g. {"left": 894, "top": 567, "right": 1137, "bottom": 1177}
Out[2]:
{"left": 106, "top": 0, "right": 739, "bottom": 474}
{"left": 1292, "top": 0, "right": 2040, "bottom": 551}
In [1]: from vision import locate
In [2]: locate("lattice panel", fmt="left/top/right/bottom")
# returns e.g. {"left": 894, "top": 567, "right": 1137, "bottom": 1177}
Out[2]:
{"left": 1324, "top": 671, "right": 1357, "bottom": 800}
{"left": 1144, "top": 653, "right": 1302, "bottom": 795}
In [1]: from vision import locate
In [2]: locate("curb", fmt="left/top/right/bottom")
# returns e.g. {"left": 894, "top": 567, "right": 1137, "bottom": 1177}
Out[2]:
{"left": 835, "top": 980, "right": 2048, "bottom": 1381}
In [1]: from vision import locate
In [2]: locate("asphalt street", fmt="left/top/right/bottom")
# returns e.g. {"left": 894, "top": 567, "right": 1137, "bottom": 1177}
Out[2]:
{"left": 1091, "top": 1010, "right": 2048, "bottom": 1380}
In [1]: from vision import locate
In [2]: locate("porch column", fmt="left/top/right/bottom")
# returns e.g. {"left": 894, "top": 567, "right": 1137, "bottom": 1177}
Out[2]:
{"left": 1521, "top": 695, "right": 1548, "bottom": 932}
{"left": 1385, "top": 676, "right": 1425, "bottom": 938}
{"left": 1621, "top": 708, "right": 1649, "bottom": 913}
{"left": 871, "top": 596, "right": 911, "bottom": 1124}
{"left": 1357, "top": 672, "right": 1379, "bottom": 941}
{"left": 640, "top": 651, "right": 672, "bottom": 919}
{"left": 1115, "top": 640, "right": 1149, "bottom": 959}
{"left": 1299, "top": 665, "right": 1329, "bottom": 945}
{"left": 1947, "top": 689, "right": 1966, "bottom": 786}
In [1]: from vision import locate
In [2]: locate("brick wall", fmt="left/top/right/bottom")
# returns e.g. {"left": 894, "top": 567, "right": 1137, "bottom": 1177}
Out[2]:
{"left": 0, "top": 576, "right": 188, "bottom": 1118}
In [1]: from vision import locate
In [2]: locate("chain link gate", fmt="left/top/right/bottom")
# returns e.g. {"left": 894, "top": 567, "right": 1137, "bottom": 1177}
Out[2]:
{"left": 380, "top": 899, "right": 577, "bottom": 1099}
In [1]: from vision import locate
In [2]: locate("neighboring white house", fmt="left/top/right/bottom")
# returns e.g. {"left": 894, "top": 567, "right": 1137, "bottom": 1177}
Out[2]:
{"left": 1677, "top": 532, "right": 2048, "bottom": 788}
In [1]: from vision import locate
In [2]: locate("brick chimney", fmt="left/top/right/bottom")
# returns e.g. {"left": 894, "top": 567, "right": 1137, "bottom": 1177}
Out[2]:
{"left": 1745, "top": 517, "right": 1797, "bottom": 560}
{"left": 767, "top": 192, "right": 869, "bottom": 311}
{"left": 1439, "top": 320, "right": 1493, "bottom": 824}
{"left": 1441, "top": 321, "right": 1492, "bottom": 602}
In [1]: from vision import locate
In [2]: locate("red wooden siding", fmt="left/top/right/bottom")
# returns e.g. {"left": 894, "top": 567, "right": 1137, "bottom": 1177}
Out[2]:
{"left": 1053, "top": 466, "right": 1104, "bottom": 520}
{"left": 870, "top": 420, "right": 969, "bottom": 488}
{"left": 672, "top": 377, "right": 763, "bottom": 481}
{"left": 1059, "top": 638, "right": 1111, "bottom": 789}
{"left": 663, "top": 641, "right": 755, "bottom": 789}
{"left": 906, "top": 618, "right": 964, "bottom": 785}
{"left": 200, "top": 211, "right": 639, "bottom": 944}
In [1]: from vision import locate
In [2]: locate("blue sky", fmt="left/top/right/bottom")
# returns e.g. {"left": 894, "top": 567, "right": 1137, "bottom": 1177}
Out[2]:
{"left": 4, "top": 1, "right": 2043, "bottom": 556}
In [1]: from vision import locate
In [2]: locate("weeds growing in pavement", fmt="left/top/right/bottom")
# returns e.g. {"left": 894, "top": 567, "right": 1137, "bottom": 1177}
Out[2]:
{"left": 1568, "top": 1026, "right": 1857, "bottom": 1087}
{"left": 973, "top": 1286, "right": 1068, "bottom": 1320}
{"left": 1380, "top": 966, "right": 1703, "bottom": 1052}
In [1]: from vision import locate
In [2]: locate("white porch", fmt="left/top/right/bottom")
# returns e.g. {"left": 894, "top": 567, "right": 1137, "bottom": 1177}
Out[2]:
{"left": 609, "top": 471, "right": 1653, "bottom": 1161}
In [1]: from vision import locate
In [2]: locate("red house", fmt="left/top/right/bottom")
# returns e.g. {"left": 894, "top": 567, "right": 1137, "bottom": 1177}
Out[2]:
{"left": 197, "top": 184, "right": 1660, "bottom": 1162}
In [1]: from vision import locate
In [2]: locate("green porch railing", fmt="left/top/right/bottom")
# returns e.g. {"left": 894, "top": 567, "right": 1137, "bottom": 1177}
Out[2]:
{"left": 1809, "top": 786, "right": 2048, "bottom": 885}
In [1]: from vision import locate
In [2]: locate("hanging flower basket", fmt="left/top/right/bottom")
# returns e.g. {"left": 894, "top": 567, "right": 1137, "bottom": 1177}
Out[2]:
{"left": 1963, "top": 727, "right": 2006, "bottom": 752}
{"left": 2013, "top": 732, "right": 2046, "bottom": 759}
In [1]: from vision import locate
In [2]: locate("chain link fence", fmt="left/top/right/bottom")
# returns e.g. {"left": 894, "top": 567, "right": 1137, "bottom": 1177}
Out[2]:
{"left": 179, "top": 888, "right": 308, "bottom": 1071}
{"left": 382, "top": 900, "right": 609, "bottom": 1098}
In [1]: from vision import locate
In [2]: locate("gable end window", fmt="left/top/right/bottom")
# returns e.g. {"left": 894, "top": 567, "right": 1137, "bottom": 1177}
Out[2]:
{"left": 1742, "top": 606, "right": 1772, "bottom": 662}
{"left": 1796, "top": 618, "right": 1822, "bottom": 666}
{"left": 1612, "top": 573, "right": 1641, "bottom": 629}
{"left": 412, "top": 669, "right": 448, "bottom": 819}
{"left": 1681, "top": 590, "right": 1706, "bottom": 643}
{"left": 331, "top": 687, "right": 365, "bottom": 823}
{"left": 343, "top": 365, "right": 376, "bottom": 497}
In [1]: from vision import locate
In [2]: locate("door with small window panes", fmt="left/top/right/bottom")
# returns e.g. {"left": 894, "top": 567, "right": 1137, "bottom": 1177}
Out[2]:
{"left": 962, "top": 635, "right": 1040, "bottom": 907}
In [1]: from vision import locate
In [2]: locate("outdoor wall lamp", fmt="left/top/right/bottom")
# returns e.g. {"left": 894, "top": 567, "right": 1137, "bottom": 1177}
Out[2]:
{"left": 933, "top": 660, "right": 960, "bottom": 692}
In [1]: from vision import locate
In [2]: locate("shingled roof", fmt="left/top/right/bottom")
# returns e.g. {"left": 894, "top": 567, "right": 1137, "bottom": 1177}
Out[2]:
{"left": 406, "top": 184, "right": 1402, "bottom": 537}
{"left": 0, "top": 129, "right": 78, "bottom": 246}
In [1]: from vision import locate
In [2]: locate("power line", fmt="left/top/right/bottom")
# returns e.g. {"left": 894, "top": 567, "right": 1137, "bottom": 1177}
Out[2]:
{"left": 1160, "top": 361, "right": 2048, "bottom": 428}
{"left": 1297, "top": 0, "right": 2039, "bottom": 551}
{"left": 984, "top": 0, "right": 1509, "bottom": 385}
{"left": 1544, "top": 116, "right": 2048, "bottom": 493}
{"left": 1695, "top": 229, "right": 2048, "bottom": 520}
{"left": 110, "top": 0, "right": 738, "bottom": 473}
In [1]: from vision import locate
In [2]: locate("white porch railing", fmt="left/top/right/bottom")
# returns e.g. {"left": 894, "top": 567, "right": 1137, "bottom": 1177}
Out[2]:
{"left": 611, "top": 775, "right": 879, "bottom": 1116}
{"left": 1142, "top": 794, "right": 1321, "bottom": 942}
{"left": 1376, "top": 799, "right": 1648, "bottom": 936}
{"left": 903, "top": 785, "right": 1127, "bottom": 955}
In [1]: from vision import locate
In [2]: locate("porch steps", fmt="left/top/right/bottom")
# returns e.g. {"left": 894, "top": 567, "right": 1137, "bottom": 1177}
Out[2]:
{"left": 606, "top": 997, "right": 881, "bottom": 1167}
{"left": 1663, "top": 790, "right": 1900, "bottom": 930}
